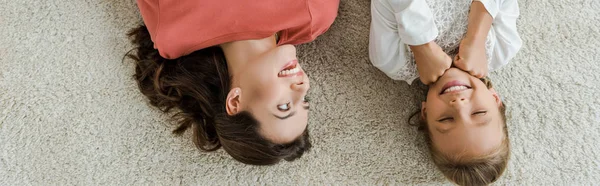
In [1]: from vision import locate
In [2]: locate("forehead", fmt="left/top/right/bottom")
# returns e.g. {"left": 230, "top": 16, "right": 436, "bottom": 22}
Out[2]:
{"left": 249, "top": 105, "right": 309, "bottom": 144}
{"left": 430, "top": 116, "right": 504, "bottom": 157}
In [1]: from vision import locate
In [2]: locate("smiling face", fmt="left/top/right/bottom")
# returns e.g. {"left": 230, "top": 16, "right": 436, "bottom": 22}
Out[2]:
{"left": 227, "top": 44, "right": 310, "bottom": 144}
{"left": 422, "top": 68, "right": 504, "bottom": 158}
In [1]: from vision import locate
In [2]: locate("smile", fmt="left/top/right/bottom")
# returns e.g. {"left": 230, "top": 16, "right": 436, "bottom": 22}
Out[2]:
{"left": 442, "top": 85, "right": 470, "bottom": 94}
{"left": 440, "top": 81, "right": 471, "bottom": 95}
{"left": 278, "top": 60, "right": 303, "bottom": 77}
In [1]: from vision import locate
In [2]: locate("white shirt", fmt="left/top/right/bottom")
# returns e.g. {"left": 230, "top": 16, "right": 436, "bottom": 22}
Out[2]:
{"left": 369, "top": 0, "right": 523, "bottom": 84}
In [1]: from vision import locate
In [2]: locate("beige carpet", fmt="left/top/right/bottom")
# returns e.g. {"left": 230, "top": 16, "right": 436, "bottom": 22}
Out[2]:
{"left": 1, "top": 0, "right": 599, "bottom": 185}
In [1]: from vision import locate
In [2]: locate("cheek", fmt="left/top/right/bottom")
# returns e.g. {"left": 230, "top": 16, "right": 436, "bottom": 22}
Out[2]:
{"left": 425, "top": 98, "right": 443, "bottom": 113}
{"left": 253, "top": 81, "right": 285, "bottom": 100}
{"left": 249, "top": 65, "right": 276, "bottom": 82}
{"left": 242, "top": 65, "right": 277, "bottom": 89}
{"left": 430, "top": 132, "right": 463, "bottom": 155}
{"left": 426, "top": 89, "right": 439, "bottom": 102}
{"left": 268, "top": 83, "right": 287, "bottom": 99}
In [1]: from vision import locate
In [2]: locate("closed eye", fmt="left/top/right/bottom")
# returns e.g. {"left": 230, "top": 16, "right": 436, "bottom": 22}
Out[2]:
{"left": 303, "top": 96, "right": 310, "bottom": 109}
{"left": 303, "top": 96, "right": 311, "bottom": 103}
{"left": 473, "top": 111, "right": 487, "bottom": 116}
{"left": 438, "top": 117, "right": 454, "bottom": 122}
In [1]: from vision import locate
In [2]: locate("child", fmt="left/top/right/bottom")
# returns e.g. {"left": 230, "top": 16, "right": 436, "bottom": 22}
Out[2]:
{"left": 369, "top": 0, "right": 522, "bottom": 185}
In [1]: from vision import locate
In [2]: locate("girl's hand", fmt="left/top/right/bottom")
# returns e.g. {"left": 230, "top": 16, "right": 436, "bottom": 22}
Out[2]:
{"left": 454, "top": 38, "right": 488, "bottom": 78}
{"left": 411, "top": 41, "right": 452, "bottom": 85}
{"left": 454, "top": 1, "right": 493, "bottom": 78}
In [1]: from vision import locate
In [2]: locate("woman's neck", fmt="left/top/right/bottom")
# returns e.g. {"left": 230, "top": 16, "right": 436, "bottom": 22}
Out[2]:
{"left": 220, "top": 34, "right": 278, "bottom": 81}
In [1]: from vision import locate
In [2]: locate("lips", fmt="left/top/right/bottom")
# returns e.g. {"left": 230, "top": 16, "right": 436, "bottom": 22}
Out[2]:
{"left": 280, "top": 60, "right": 297, "bottom": 70}
{"left": 278, "top": 60, "right": 303, "bottom": 77}
{"left": 440, "top": 80, "right": 471, "bottom": 95}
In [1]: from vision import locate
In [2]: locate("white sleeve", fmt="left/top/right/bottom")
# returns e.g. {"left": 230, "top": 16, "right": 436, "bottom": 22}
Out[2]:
{"left": 477, "top": 0, "right": 523, "bottom": 70}
{"left": 368, "top": 0, "right": 438, "bottom": 80}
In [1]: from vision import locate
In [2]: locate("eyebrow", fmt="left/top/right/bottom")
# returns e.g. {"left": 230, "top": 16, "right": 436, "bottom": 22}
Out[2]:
{"left": 273, "top": 106, "right": 310, "bottom": 120}
{"left": 435, "top": 127, "right": 451, "bottom": 134}
{"left": 476, "top": 117, "right": 492, "bottom": 126}
{"left": 274, "top": 111, "right": 296, "bottom": 120}
{"left": 435, "top": 117, "right": 492, "bottom": 134}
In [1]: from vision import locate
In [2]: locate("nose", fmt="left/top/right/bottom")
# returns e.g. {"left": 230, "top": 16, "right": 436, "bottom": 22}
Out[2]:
{"left": 449, "top": 97, "right": 468, "bottom": 107}
{"left": 291, "top": 80, "right": 309, "bottom": 92}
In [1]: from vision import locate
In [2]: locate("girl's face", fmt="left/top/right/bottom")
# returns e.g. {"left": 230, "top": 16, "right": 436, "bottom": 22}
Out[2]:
{"left": 229, "top": 44, "right": 310, "bottom": 144}
{"left": 422, "top": 68, "right": 504, "bottom": 157}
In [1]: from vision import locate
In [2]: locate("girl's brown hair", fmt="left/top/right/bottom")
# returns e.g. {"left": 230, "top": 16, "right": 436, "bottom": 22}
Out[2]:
{"left": 412, "top": 78, "right": 510, "bottom": 186}
{"left": 126, "top": 25, "right": 311, "bottom": 165}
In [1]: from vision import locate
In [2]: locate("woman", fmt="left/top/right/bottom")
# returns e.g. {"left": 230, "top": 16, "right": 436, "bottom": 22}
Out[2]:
{"left": 127, "top": 0, "right": 339, "bottom": 165}
{"left": 369, "top": 0, "right": 521, "bottom": 185}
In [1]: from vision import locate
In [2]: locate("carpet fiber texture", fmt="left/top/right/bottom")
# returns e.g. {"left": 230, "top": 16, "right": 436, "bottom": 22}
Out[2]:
{"left": 1, "top": 0, "right": 599, "bottom": 185}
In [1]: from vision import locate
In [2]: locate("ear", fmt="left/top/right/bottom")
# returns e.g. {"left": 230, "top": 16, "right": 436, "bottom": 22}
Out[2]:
{"left": 226, "top": 88, "right": 242, "bottom": 115}
{"left": 489, "top": 88, "right": 503, "bottom": 107}
{"left": 421, "top": 101, "right": 427, "bottom": 120}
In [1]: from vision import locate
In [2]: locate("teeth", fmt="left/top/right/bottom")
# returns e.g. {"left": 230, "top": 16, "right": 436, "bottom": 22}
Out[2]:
{"left": 278, "top": 65, "right": 300, "bottom": 76}
{"left": 443, "top": 85, "right": 468, "bottom": 93}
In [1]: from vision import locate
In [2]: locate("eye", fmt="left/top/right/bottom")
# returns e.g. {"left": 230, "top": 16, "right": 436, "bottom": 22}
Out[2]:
{"left": 473, "top": 111, "right": 487, "bottom": 116}
{"left": 277, "top": 103, "right": 291, "bottom": 111}
{"left": 303, "top": 96, "right": 311, "bottom": 103}
{"left": 438, "top": 117, "right": 454, "bottom": 122}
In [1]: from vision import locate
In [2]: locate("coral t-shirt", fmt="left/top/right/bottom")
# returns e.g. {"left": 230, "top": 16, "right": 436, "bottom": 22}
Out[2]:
{"left": 137, "top": 0, "right": 340, "bottom": 59}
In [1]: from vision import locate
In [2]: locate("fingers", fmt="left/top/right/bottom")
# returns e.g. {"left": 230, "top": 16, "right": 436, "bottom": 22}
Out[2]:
{"left": 472, "top": 71, "right": 484, "bottom": 78}
{"left": 420, "top": 72, "right": 437, "bottom": 85}
{"left": 453, "top": 58, "right": 467, "bottom": 70}
{"left": 433, "top": 70, "right": 445, "bottom": 84}
{"left": 419, "top": 76, "right": 433, "bottom": 85}
{"left": 471, "top": 64, "right": 488, "bottom": 78}
{"left": 420, "top": 69, "right": 446, "bottom": 85}
{"left": 471, "top": 68, "right": 487, "bottom": 78}
{"left": 454, "top": 57, "right": 484, "bottom": 78}
{"left": 443, "top": 54, "right": 453, "bottom": 68}
{"left": 478, "top": 70, "right": 488, "bottom": 78}
{"left": 420, "top": 72, "right": 439, "bottom": 85}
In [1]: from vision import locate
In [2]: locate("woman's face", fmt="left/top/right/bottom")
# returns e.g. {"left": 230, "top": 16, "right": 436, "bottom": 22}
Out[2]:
{"left": 231, "top": 44, "right": 310, "bottom": 144}
{"left": 423, "top": 68, "right": 504, "bottom": 157}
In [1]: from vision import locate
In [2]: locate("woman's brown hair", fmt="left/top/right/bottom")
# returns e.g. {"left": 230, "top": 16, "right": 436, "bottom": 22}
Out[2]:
{"left": 126, "top": 25, "right": 311, "bottom": 165}
{"left": 411, "top": 78, "right": 510, "bottom": 186}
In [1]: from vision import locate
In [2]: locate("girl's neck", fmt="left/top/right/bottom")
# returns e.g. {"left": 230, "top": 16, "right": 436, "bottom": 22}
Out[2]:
{"left": 220, "top": 34, "right": 278, "bottom": 79}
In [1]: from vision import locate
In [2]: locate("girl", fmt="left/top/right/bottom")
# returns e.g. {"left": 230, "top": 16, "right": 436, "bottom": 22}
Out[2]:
{"left": 369, "top": 0, "right": 521, "bottom": 185}
{"left": 127, "top": 0, "right": 339, "bottom": 165}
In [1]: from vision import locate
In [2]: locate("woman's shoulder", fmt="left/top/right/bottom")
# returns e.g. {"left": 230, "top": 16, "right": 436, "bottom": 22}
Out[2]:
{"left": 279, "top": 0, "right": 340, "bottom": 45}
{"left": 139, "top": 0, "right": 337, "bottom": 59}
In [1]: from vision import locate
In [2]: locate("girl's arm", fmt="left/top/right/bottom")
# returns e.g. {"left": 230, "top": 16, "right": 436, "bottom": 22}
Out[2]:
{"left": 454, "top": 0, "right": 523, "bottom": 77}
{"left": 465, "top": 1, "right": 494, "bottom": 44}
{"left": 453, "top": 1, "right": 494, "bottom": 78}
{"left": 482, "top": 0, "right": 523, "bottom": 71}
{"left": 369, "top": 0, "right": 450, "bottom": 84}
